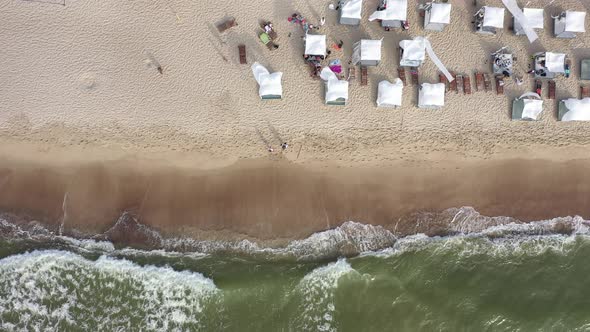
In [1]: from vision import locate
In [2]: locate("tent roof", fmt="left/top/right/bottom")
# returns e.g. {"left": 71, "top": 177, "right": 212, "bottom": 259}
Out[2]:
{"left": 483, "top": 6, "right": 505, "bottom": 28}
{"left": 326, "top": 79, "right": 349, "bottom": 103}
{"left": 429, "top": 3, "right": 451, "bottom": 24}
{"left": 565, "top": 11, "right": 586, "bottom": 33}
{"left": 419, "top": 83, "right": 445, "bottom": 107}
{"left": 545, "top": 52, "right": 566, "bottom": 73}
{"left": 251, "top": 62, "right": 282, "bottom": 98}
{"left": 377, "top": 79, "right": 403, "bottom": 107}
{"left": 368, "top": 0, "right": 407, "bottom": 21}
{"left": 360, "top": 39, "right": 382, "bottom": 61}
{"left": 561, "top": 98, "right": 590, "bottom": 121}
{"left": 341, "top": 0, "right": 363, "bottom": 19}
{"left": 305, "top": 34, "right": 326, "bottom": 56}
{"left": 522, "top": 99, "right": 543, "bottom": 120}
{"left": 521, "top": 8, "right": 544, "bottom": 29}
{"left": 400, "top": 39, "right": 426, "bottom": 62}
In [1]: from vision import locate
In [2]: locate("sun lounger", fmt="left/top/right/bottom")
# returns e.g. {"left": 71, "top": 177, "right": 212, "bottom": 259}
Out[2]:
{"left": 475, "top": 72, "right": 484, "bottom": 92}
{"left": 449, "top": 72, "right": 457, "bottom": 93}
{"left": 495, "top": 75, "right": 504, "bottom": 95}
{"left": 238, "top": 44, "right": 246, "bottom": 64}
{"left": 217, "top": 18, "right": 237, "bottom": 33}
{"left": 548, "top": 80, "right": 556, "bottom": 100}
{"left": 582, "top": 86, "right": 590, "bottom": 98}
{"left": 483, "top": 74, "right": 491, "bottom": 92}
{"left": 361, "top": 66, "right": 368, "bottom": 86}
{"left": 455, "top": 74, "right": 463, "bottom": 94}
{"left": 410, "top": 67, "right": 419, "bottom": 85}
{"left": 397, "top": 68, "right": 407, "bottom": 86}
{"left": 535, "top": 79, "right": 542, "bottom": 96}
{"left": 463, "top": 74, "right": 472, "bottom": 95}
{"left": 348, "top": 67, "right": 356, "bottom": 81}
{"left": 439, "top": 74, "right": 449, "bottom": 92}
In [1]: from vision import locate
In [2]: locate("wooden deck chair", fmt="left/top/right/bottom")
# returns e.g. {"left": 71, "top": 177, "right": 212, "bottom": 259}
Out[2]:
{"left": 581, "top": 86, "right": 590, "bottom": 98}
{"left": 238, "top": 44, "right": 247, "bottom": 64}
{"left": 475, "top": 72, "right": 484, "bottom": 91}
{"left": 463, "top": 74, "right": 472, "bottom": 95}
{"left": 534, "top": 79, "right": 542, "bottom": 96}
{"left": 361, "top": 66, "right": 368, "bottom": 86}
{"left": 397, "top": 68, "right": 407, "bottom": 86}
{"left": 449, "top": 72, "right": 457, "bottom": 93}
{"left": 217, "top": 18, "right": 237, "bottom": 33}
{"left": 548, "top": 80, "right": 556, "bottom": 100}
{"left": 439, "top": 73, "right": 449, "bottom": 92}
{"left": 495, "top": 75, "right": 504, "bottom": 95}
{"left": 483, "top": 74, "right": 491, "bottom": 92}
{"left": 348, "top": 67, "right": 356, "bottom": 81}
{"left": 410, "top": 67, "right": 419, "bottom": 85}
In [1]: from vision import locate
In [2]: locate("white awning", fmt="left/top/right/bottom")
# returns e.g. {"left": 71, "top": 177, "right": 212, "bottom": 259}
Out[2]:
{"left": 377, "top": 79, "right": 403, "bottom": 107}
{"left": 522, "top": 8, "right": 544, "bottom": 29}
{"left": 400, "top": 39, "right": 425, "bottom": 62}
{"left": 565, "top": 11, "right": 586, "bottom": 33}
{"left": 251, "top": 62, "right": 282, "bottom": 98}
{"left": 483, "top": 6, "right": 505, "bottom": 28}
{"left": 419, "top": 83, "right": 445, "bottom": 107}
{"left": 429, "top": 3, "right": 451, "bottom": 24}
{"left": 341, "top": 0, "right": 363, "bottom": 19}
{"left": 522, "top": 99, "right": 543, "bottom": 120}
{"left": 562, "top": 98, "right": 590, "bottom": 121}
{"left": 305, "top": 34, "right": 326, "bottom": 56}
{"left": 368, "top": 0, "right": 407, "bottom": 21}
{"left": 360, "top": 39, "right": 382, "bottom": 61}
{"left": 545, "top": 52, "right": 566, "bottom": 73}
{"left": 326, "top": 79, "right": 349, "bottom": 103}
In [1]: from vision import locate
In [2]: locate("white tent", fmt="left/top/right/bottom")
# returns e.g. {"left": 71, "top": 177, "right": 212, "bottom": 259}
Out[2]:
{"left": 321, "top": 67, "right": 348, "bottom": 105}
{"left": 555, "top": 11, "right": 586, "bottom": 38}
{"left": 512, "top": 7, "right": 543, "bottom": 41}
{"left": 305, "top": 34, "right": 326, "bottom": 56}
{"left": 483, "top": 6, "right": 505, "bottom": 29}
{"left": 512, "top": 92, "right": 543, "bottom": 120}
{"left": 418, "top": 83, "right": 445, "bottom": 108}
{"left": 369, "top": 0, "right": 408, "bottom": 27}
{"left": 251, "top": 62, "right": 282, "bottom": 99}
{"left": 521, "top": 8, "right": 544, "bottom": 29}
{"left": 377, "top": 79, "right": 403, "bottom": 107}
{"left": 340, "top": 0, "right": 363, "bottom": 25}
{"left": 559, "top": 98, "right": 590, "bottom": 121}
{"left": 425, "top": 3, "right": 451, "bottom": 31}
{"left": 399, "top": 39, "right": 426, "bottom": 67}
{"left": 353, "top": 39, "right": 382, "bottom": 66}
{"left": 546, "top": 52, "right": 566, "bottom": 73}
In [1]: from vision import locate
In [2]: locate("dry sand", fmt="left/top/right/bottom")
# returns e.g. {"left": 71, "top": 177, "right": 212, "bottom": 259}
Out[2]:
{"left": 1, "top": 0, "right": 590, "bottom": 240}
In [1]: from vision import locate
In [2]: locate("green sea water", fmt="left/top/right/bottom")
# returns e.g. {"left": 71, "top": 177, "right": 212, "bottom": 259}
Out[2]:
{"left": 2, "top": 232, "right": 590, "bottom": 331}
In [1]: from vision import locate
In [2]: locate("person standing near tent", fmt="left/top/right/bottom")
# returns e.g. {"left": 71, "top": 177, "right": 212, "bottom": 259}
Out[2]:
{"left": 320, "top": 17, "right": 326, "bottom": 26}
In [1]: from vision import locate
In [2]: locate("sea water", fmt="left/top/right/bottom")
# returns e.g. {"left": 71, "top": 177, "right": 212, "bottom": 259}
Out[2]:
{"left": 2, "top": 208, "right": 590, "bottom": 331}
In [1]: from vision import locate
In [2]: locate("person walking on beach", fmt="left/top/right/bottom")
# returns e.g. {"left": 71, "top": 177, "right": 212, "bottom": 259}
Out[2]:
{"left": 320, "top": 17, "right": 326, "bottom": 27}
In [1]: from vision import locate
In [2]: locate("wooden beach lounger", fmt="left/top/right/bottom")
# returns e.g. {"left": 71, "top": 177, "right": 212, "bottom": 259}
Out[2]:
{"left": 463, "top": 75, "right": 472, "bottom": 95}
{"left": 397, "top": 68, "right": 407, "bottom": 86}
{"left": 450, "top": 72, "right": 457, "bottom": 93}
{"left": 475, "top": 72, "right": 484, "bottom": 92}
{"left": 548, "top": 81, "right": 556, "bottom": 100}
{"left": 439, "top": 73, "right": 449, "bottom": 92}
{"left": 483, "top": 74, "right": 491, "bottom": 92}
{"left": 582, "top": 86, "right": 590, "bottom": 98}
{"left": 217, "top": 18, "right": 237, "bottom": 33}
{"left": 495, "top": 75, "right": 504, "bottom": 95}
{"left": 348, "top": 67, "right": 356, "bottom": 81}
{"left": 535, "top": 79, "right": 542, "bottom": 96}
{"left": 410, "top": 67, "right": 419, "bottom": 85}
{"left": 361, "top": 66, "right": 368, "bottom": 86}
{"left": 238, "top": 44, "right": 246, "bottom": 64}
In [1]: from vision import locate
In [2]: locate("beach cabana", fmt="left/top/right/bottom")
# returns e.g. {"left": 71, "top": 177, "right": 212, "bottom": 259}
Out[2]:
{"left": 581, "top": 59, "right": 590, "bottom": 80}
{"left": 352, "top": 39, "right": 382, "bottom": 66}
{"left": 474, "top": 6, "right": 505, "bottom": 35}
{"left": 424, "top": 3, "right": 452, "bottom": 32}
{"left": 418, "top": 83, "right": 445, "bottom": 109}
{"left": 399, "top": 39, "right": 425, "bottom": 67}
{"left": 340, "top": 0, "right": 363, "bottom": 25}
{"left": 320, "top": 67, "right": 348, "bottom": 105}
{"left": 554, "top": 11, "right": 586, "bottom": 39}
{"left": 492, "top": 47, "right": 513, "bottom": 77}
{"left": 558, "top": 98, "right": 590, "bottom": 121}
{"left": 533, "top": 52, "right": 567, "bottom": 79}
{"left": 514, "top": 8, "right": 544, "bottom": 36}
{"left": 377, "top": 79, "right": 403, "bottom": 108}
{"left": 304, "top": 34, "right": 326, "bottom": 57}
{"left": 251, "top": 62, "right": 282, "bottom": 99}
{"left": 369, "top": 0, "right": 408, "bottom": 29}
{"left": 512, "top": 92, "right": 543, "bottom": 120}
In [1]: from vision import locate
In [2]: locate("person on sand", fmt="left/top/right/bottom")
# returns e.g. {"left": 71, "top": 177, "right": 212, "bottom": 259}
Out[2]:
{"left": 268, "top": 146, "right": 274, "bottom": 153}
{"left": 320, "top": 17, "right": 326, "bottom": 26}
{"left": 281, "top": 142, "right": 288, "bottom": 150}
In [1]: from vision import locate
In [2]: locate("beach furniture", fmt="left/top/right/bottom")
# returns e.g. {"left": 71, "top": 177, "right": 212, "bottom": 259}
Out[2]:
{"left": 581, "top": 60, "right": 590, "bottom": 80}
{"left": 582, "top": 86, "right": 590, "bottom": 99}
{"left": 360, "top": 67, "right": 368, "bottom": 86}
{"left": 424, "top": 3, "right": 451, "bottom": 31}
{"left": 535, "top": 80, "right": 542, "bottom": 96}
{"left": 548, "top": 81, "right": 556, "bottom": 100}
{"left": 321, "top": 67, "right": 349, "bottom": 105}
{"left": 251, "top": 62, "right": 283, "bottom": 100}
{"left": 514, "top": 8, "right": 544, "bottom": 36}
{"left": 238, "top": 45, "right": 247, "bottom": 64}
{"left": 532, "top": 52, "right": 567, "bottom": 79}
{"left": 397, "top": 68, "right": 407, "bottom": 86}
{"left": 554, "top": 11, "right": 586, "bottom": 39}
{"left": 347, "top": 67, "right": 356, "bottom": 81}
{"left": 451, "top": 73, "right": 459, "bottom": 93}
{"left": 376, "top": 79, "right": 403, "bottom": 108}
{"left": 474, "top": 6, "right": 505, "bottom": 35}
{"left": 492, "top": 47, "right": 513, "bottom": 77}
{"left": 260, "top": 33, "right": 278, "bottom": 50}
{"left": 475, "top": 73, "right": 484, "bottom": 91}
{"left": 304, "top": 34, "right": 327, "bottom": 57}
{"left": 418, "top": 83, "right": 445, "bottom": 109}
{"left": 217, "top": 18, "right": 237, "bottom": 33}
{"left": 369, "top": 0, "right": 408, "bottom": 29}
{"left": 351, "top": 39, "right": 382, "bottom": 67}
{"left": 340, "top": 0, "right": 363, "bottom": 25}
{"left": 484, "top": 74, "right": 491, "bottom": 92}
{"left": 512, "top": 92, "right": 543, "bottom": 120}
{"left": 495, "top": 75, "right": 504, "bottom": 95}
{"left": 558, "top": 98, "right": 590, "bottom": 121}
{"left": 439, "top": 73, "right": 448, "bottom": 92}
{"left": 463, "top": 75, "right": 472, "bottom": 95}
{"left": 410, "top": 68, "right": 419, "bottom": 85}
{"left": 260, "top": 22, "right": 278, "bottom": 40}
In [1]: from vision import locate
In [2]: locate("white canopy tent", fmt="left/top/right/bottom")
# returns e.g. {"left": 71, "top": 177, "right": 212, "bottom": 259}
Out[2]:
{"left": 399, "top": 37, "right": 454, "bottom": 82}
{"left": 251, "top": 62, "right": 283, "bottom": 99}
{"left": 555, "top": 11, "right": 586, "bottom": 38}
{"left": 546, "top": 52, "right": 566, "bottom": 73}
{"left": 340, "top": 0, "right": 363, "bottom": 25}
{"left": 418, "top": 83, "right": 445, "bottom": 109}
{"left": 377, "top": 79, "right": 403, "bottom": 108}
{"left": 512, "top": 92, "right": 543, "bottom": 120}
{"left": 483, "top": 7, "right": 505, "bottom": 28}
{"left": 424, "top": 3, "right": 452, "bottom": 31}
{"left": 368, "top": 0, "right": 408, "bottom": 28}
{"left": 515, "top": 8, "right": 544, "bottom": 34}
{"left": 305, "top": 34, "right": 326, "bottom": 56}
{"left": 321, "top": 67, "right": 349, "bottom": 105}
{"left": 352, "top": 39, "right": 383, "bottom": 66}
{"left": 559, "top": 98, "right": 590, "bottom": 121}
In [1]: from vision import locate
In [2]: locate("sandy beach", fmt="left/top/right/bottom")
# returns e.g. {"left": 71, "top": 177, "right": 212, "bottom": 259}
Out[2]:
{"left": 1, "top": 0, "right": 590, "bottom": 241}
